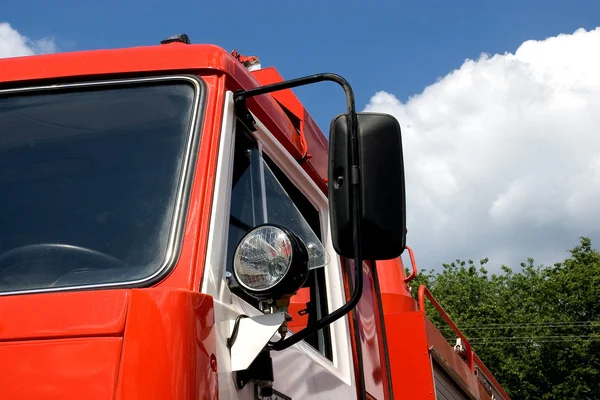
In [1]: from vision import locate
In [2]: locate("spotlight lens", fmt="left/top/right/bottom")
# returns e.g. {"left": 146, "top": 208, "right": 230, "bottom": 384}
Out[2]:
{"left": 233, "top": 226, "right": 293, "bottom": 291}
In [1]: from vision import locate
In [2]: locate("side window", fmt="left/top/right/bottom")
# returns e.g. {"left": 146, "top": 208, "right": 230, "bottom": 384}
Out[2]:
{"left": 226, "top": 129, "right": 264, "bottom": 275}
{"left": 226, "top": 123, "right": 332, "bottom": 361}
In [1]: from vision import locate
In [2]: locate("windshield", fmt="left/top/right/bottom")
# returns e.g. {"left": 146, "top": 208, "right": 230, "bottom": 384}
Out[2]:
{"left": 0, "top": 77, "right": 201, "bottom": 294}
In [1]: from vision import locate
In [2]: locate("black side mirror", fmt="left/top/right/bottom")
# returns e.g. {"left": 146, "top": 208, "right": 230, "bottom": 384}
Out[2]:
{"left": 329, "top": 112, "right": 406, "bottom": 260}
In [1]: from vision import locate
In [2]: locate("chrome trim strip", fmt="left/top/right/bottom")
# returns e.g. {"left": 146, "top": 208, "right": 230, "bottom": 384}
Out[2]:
{"left": 0, "top": 74, "right": 207, "bottom": 296}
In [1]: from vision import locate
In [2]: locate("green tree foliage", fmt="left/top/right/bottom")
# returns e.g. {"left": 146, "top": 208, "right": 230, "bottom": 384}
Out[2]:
{"left": 408, "top": 237, "right": 600, "bottom": 399}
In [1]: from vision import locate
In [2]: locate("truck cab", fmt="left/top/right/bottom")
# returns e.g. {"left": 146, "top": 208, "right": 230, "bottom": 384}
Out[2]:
{"left": 0, "top": 35, "right": 510, "bottom": 400}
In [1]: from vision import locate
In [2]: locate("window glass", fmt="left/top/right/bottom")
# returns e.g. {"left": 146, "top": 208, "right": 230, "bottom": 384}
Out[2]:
{"left": 0, "top": 80, "right": 198, "bottom": 293}
{"left": 226, "top": 131, "right": 265, "bottom": 274}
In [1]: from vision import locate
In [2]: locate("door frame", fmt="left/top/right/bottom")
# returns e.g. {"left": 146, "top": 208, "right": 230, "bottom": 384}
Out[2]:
{"left": 202, "top": 90, "right": 358, "bottom": 399}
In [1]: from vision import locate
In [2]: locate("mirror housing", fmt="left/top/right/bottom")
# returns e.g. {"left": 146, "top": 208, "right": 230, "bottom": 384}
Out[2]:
{"left": 328, "top": 112, "right": 406, "bottom": 260}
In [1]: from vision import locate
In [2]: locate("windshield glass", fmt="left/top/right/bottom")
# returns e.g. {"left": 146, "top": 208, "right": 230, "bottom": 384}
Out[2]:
{"left": 0, "top": 78, "right": 200, "bottom": 294}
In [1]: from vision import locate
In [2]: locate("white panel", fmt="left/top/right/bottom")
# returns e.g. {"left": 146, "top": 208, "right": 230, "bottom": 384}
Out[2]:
{"left": 203, "top": 92, "right": 356, "bottom": 399}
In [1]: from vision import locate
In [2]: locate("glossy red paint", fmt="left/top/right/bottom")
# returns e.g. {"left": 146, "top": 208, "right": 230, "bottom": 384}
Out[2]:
{"left": 251, "top": 68, "right": 309, "bottom": 158}
{"left": 376, "top": 257, "right": 417, "bottom": 316}
{"left": 0, "top": 337, "right": 122, "bottom": 399}
{"left": 403, "top": 246, "right": 418, "bottom": 283}
{"left": 0, "top": 291, "right": 127, "bottom": 399}
{"left": 188, "top": 73, "right": 227, "bottom": 291}
{"left": 0, "top": 288, "right": 217, "bottom": 399}
{"left": 365, "top": 261, "right": 394, "bottom": 400}
{"left": 385, "top": 311, "right": 436, "bottom": 399}
{"left": 342, "top": 259, "right": 391, "bottom": 399}
{"left": 287, "top": 286, "right": 311, "bottom": 332}
{"left": 340, "top": 258, "right": 364, "bottom": 398}
{"left": 0, "top": 290, "right": 128, "bottom": 340}
{"left": 251, "top": 67, "right": 330, "bottom": 180}
{"left": 357, "top": 263, "right": 385, "bottom": 399}
{"left": 115, "top": 289, "right": 217, "bottom": 399}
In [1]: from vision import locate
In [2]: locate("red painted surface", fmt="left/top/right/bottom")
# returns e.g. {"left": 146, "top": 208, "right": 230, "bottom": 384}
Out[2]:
{"left": 116, "top": 289, "right": 217, "bottom": 399}
{"left": 403, "top": 246, "right": 418, "bottom": 283}
{"left": 357, "top": 263, "right": 385, "bottom": 399}
{"left": 189, "top": 73, "right": 226, "bottom": 291}
{"left": 252, "top": 67, "right": 309, "bottom": 158}
{"left": 0, "top": 288, "right": 217, "bottom": 399}
{"left": 0, "top": 290, "right": 128, "bottom": 340}
{"left": 342, "top": 259, "right": 391, "bottom": 399}
{"left": 0, "top": 337, "right": 122, "bottom": 400}
{"left": 340, "top": 258, "right": 364, "bottom": 398}
{"left": 367, "top": 262, "right": 394, "bottom": 400}
{"left": 287, "top": 287, "right": 311, "bottom": 332}
{"left": 251, "top": 66, "right": 330, "bottom": 179}
{"left": 385, "top": 311, "right": 436, "bottom": 399}
{"left": 376, "top": 257, "right": 418, "bottom": 316}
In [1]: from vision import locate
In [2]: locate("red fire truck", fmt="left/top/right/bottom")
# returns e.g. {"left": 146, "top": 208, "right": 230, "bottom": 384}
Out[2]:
{"left": 0, "top": 33, "right": 511, "bottom": 399}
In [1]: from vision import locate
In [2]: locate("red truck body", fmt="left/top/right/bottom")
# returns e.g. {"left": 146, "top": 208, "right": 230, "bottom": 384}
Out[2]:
{"left": 0, "top": 39, "right": 510, "bottom": 400}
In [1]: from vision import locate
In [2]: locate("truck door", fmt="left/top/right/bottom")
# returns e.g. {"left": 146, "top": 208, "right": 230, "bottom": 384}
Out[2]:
{"left": 203, "top": 92, "right": 358, "bottom": 399}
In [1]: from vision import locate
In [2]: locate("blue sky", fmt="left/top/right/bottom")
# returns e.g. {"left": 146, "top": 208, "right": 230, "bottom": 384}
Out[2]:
{"left": 4, "top": 0, "right": 599, "bottom": 131}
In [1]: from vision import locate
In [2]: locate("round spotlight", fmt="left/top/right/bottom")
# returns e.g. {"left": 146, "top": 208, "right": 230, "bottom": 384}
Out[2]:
{"left": 232, "top": 224, "right": 309, "bottom": 301}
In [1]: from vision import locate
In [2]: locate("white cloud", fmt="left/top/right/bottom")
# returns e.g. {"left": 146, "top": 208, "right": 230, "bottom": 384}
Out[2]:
{"left": 364, "top": 27, "right": 600, "bottom": 271}
{"left": 0, "top": 22, "right": 56, "bottom": 58}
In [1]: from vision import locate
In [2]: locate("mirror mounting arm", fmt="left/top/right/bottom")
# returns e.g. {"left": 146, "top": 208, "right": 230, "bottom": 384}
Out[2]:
{"left": 233, "top": 73, "right": 364, "bottom": 351}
